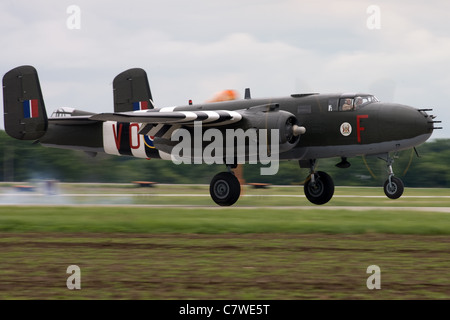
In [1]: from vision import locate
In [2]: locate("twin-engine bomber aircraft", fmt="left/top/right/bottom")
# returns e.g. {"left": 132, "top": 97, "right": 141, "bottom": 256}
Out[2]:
{"left": 2, "top": 66, "right": 440, "bottom": 206}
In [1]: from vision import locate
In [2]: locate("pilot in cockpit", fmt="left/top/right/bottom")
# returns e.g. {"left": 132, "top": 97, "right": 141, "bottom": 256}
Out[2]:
{"left": 354, "top": 97, "right": 363, "bottom": 109}
{"left": 342, "top": 98, "right": 353, "bottom": 111}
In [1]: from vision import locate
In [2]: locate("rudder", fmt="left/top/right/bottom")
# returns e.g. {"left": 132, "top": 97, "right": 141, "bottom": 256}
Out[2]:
{"left": 3, "top": 65, "right": 48, "bottom": 140}
{"left": 113, "top": 68, "right": 154, "bottom": 112}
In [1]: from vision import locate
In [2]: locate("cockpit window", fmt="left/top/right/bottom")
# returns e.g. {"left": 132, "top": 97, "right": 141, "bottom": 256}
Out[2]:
{"left": 339, "top": 95, "right": 378, "bottom": 111}
{"left": 356, "top": 95, "right": 378, "bottom": 106}
{"left": 341, "top": 98, "right": 354, "bottom": 111}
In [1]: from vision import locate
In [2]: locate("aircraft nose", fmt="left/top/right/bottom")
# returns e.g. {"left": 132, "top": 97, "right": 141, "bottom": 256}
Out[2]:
{"left": 378, "top": 103, "right": 438, "bottom": 142}
{"left": 417, "top": 108, "right": 442, "bottom": 132}
{"left": 410, "top": 107, "right": 436, "bottom": 136}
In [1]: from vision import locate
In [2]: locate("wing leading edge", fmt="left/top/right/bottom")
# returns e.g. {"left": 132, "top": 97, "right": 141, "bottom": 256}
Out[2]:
{"left": 90, "top": 109, "right": 243, "bottom": 126}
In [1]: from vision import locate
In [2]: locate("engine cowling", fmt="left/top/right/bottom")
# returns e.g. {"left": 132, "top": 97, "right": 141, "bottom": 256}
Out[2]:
{"left": 240, "top": 109, "right": 305, "bottom": 153}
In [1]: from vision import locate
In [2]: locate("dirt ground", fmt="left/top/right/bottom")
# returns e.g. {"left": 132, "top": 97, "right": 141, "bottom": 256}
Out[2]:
{"left": 0, "top": 232, "right": 449, "bottom": 299}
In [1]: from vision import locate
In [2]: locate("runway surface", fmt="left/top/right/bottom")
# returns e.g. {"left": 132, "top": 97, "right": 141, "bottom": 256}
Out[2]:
{"left": 1, "top": 193, "right": 450, "bottom": 212}
{"left": 1, "top": 183, "right": 449, "bottom": 213}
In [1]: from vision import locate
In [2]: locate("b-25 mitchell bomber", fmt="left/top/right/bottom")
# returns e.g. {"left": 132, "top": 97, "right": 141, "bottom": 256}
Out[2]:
{"left": 2, "top": 66, "right": 440, "bottom": 206}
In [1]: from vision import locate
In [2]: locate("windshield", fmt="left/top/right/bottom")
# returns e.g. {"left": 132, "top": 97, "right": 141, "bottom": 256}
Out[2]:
{"left": 355, "top": 95, "right": 378, "bottom": 107}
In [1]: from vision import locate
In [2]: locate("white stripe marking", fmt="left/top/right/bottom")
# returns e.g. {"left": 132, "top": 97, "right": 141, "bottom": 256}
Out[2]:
{"left": 201, "top": 111, "right": 220, "bottom": 123}
{"left": 159, "top": 106, "right": 176, "bottom": 112}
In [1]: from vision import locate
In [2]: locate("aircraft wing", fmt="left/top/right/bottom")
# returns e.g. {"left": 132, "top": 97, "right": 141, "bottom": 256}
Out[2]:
{"left": 90, "top": 103, "right": 283, "bottom": 125}
{"left": 90, "top": 109, "right": 242, "bottom": 125}
{"left": 89, "top": 103, "right": 303, "bottom": 142}
{"left": 90, "top": 109, "right": 244, "bottom": 138}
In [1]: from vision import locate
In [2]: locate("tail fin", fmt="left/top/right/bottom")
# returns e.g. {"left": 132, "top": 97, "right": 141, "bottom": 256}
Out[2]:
{"left": 113, "top": 68, "right": 154, "bottom": 112}
{"left": 3, "top": 65, "right": 48, "bottom": 140}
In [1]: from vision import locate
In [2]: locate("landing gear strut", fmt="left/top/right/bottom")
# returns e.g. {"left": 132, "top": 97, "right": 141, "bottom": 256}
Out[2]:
{"left": 301, "top": 160, "right": 335, "bottom": 205}
{"left": 209, "top": 166, "right": 241, "bottom": 206}
{"left": 382, "top": 156, "right": 404, "bottom": 199}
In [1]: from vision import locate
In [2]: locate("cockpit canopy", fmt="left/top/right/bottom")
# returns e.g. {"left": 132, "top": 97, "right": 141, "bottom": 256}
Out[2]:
{"left": 338, "top": 94, "right": 378, "bottom": 111}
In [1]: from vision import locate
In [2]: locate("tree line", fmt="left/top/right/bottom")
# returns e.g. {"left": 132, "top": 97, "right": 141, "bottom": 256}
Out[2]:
{"left": 1, "top": 130, "right": 449, "bottom": 187}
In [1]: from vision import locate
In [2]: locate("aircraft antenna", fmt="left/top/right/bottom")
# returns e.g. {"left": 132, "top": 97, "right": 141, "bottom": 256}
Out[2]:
{"left": 244, "top": 88, "right": 251, "bottom": 99}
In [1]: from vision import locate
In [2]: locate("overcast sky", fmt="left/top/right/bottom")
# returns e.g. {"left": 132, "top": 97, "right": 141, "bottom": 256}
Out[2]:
{"left": 1, "top": 0, "right": 449, "bottom": 139}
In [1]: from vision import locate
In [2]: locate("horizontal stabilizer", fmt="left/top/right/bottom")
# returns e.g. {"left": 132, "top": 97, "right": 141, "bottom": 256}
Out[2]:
{"left": 48, "top": 107, "right": 99, "bottom": 125}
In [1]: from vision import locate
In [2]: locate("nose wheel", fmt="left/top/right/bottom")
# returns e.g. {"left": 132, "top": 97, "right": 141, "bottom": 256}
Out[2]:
{"left": 382, "top": 154, "right": 404, "bottom": 199}
{"left": 383, "top": 176, "right": 404, "bottom": 199}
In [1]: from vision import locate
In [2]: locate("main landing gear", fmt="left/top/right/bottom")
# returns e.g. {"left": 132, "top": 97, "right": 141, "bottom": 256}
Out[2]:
{"left": 304, "top": 171, "right": 335, "bottom": 205}
{"left": 301, "top": 155, "right": 405, "bottom": 206}
{"left": 209, "top": 166, "right": 241, "bottom": 206}
{"left": 209, "top": 155, "right": 405, "bottom": 206}
{"left": 301, "top": 160, "right": 335, "bottom": 205}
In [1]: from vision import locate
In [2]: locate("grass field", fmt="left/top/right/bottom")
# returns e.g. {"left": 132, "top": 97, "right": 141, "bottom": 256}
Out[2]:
{"left": 0, "top": 183, "right": 449, "bottom": 299}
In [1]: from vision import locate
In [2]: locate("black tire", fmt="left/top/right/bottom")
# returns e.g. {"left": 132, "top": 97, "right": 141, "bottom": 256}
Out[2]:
{"left": 304, "top": 171, "right": 335, "bottom": 205}
{"left": 383, "top": 176, "right": 404, "bottom": 199}
{"left": 210, "top": 172, "right": 241, "bottom": 206}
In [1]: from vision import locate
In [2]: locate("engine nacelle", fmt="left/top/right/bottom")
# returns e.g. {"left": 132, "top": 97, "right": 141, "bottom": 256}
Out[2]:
{"left": 240, "top": 108, "right": 305, "bottom": 153}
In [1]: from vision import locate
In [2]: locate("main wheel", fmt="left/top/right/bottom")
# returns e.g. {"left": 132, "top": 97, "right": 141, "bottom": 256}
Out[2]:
{"left": 210, "top": 172, "right": 241, "bottom": 206}
{"left": 383, "top": 176, "right": 404, "bottom": 199}
{"left": 304, "top": 171, "right": 335, "bottom": 205}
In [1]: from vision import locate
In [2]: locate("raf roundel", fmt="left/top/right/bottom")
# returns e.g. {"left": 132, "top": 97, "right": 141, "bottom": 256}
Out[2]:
{"left": 340, "top": 122, "right": 352, "bottom": 137}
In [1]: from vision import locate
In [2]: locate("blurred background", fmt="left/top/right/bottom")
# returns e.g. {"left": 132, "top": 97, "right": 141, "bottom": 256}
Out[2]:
{"left": 1, "top": 0, "right": 449, "bottom": 186}
{"left": 1, "top": 130, "right": 450, "bottom": 187}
